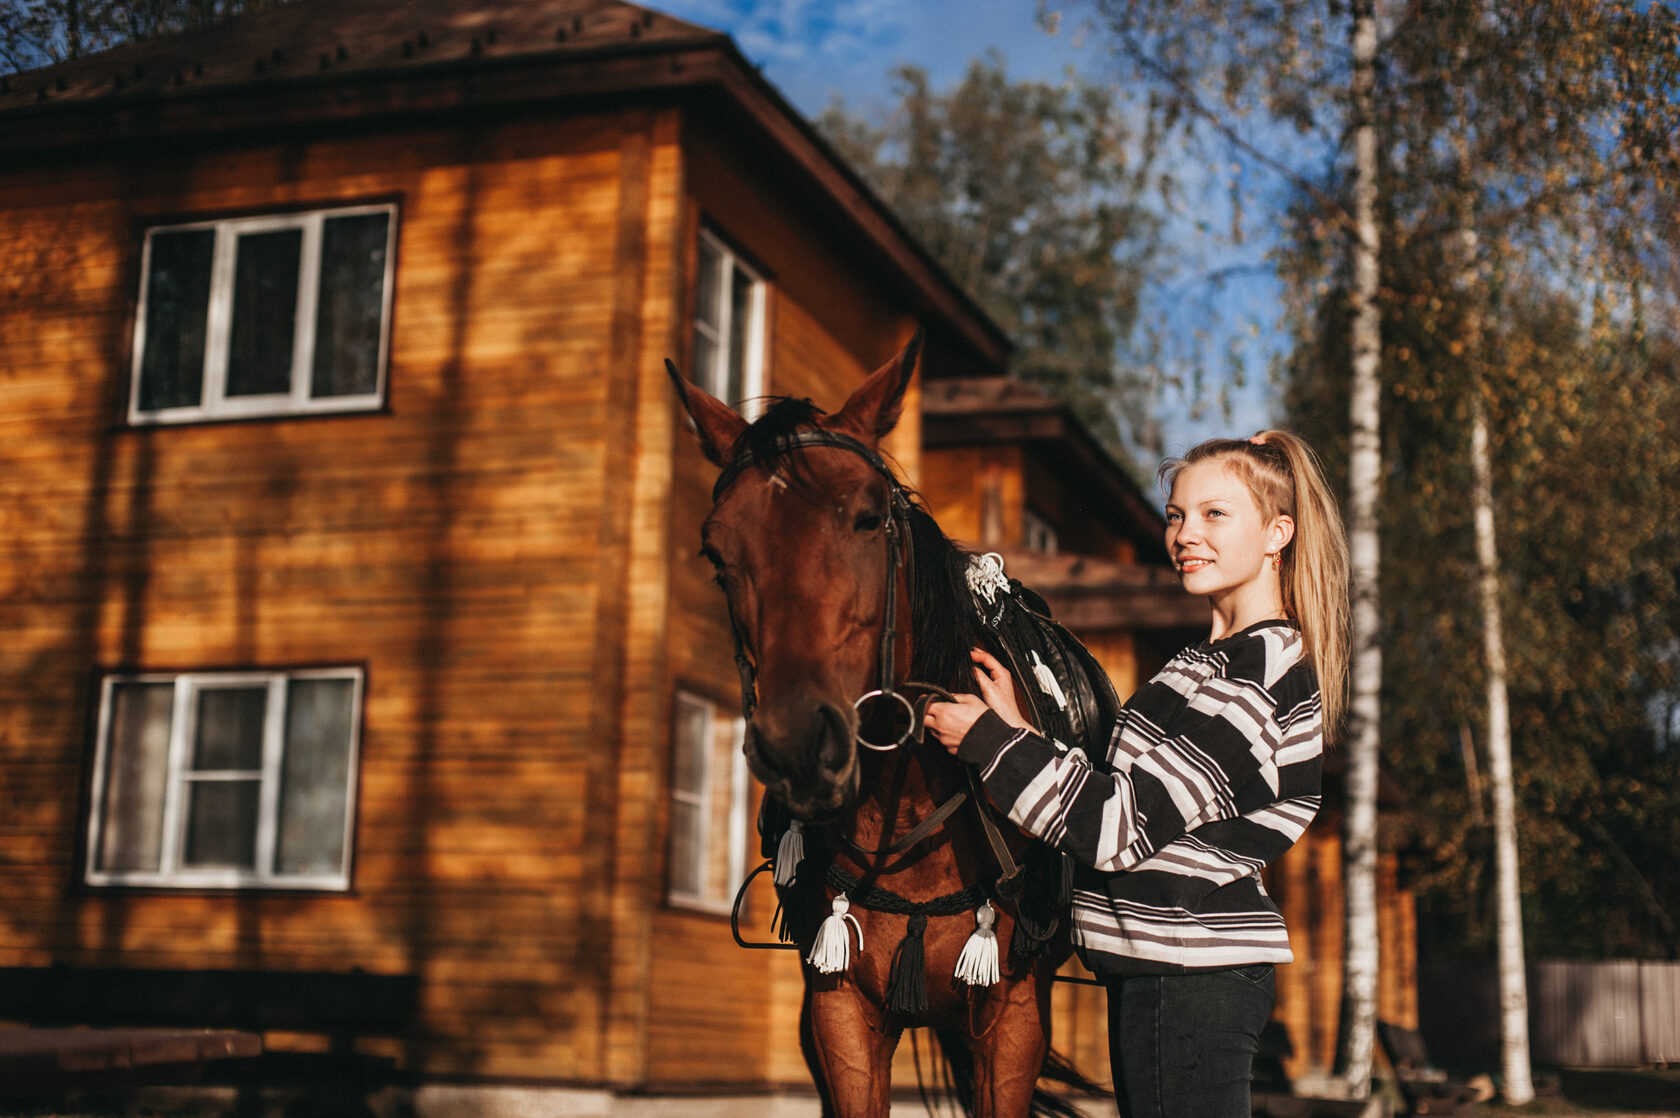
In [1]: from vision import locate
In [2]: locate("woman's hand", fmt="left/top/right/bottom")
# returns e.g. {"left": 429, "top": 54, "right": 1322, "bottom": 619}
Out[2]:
{"left": 922, "top": 693, "right": 992, "bottom": 754}
{"left": 970, "top": 648, "right": 1030, "bottom": 730}
{"left": 922, "top": 648, "right": 1032, "bottom": 755}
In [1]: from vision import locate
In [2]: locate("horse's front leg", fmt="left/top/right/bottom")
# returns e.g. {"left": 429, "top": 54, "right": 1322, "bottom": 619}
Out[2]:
{"left": 806, "top": 974, "right": 900, "bottom": 1118}
{"left": 968, "top": 965, "right": 1054, "bottom": 1118}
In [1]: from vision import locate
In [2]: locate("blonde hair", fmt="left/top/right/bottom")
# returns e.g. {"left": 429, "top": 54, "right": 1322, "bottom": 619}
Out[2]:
{"left": 1158, "top": 430, "right": 1351, "bottom": 738}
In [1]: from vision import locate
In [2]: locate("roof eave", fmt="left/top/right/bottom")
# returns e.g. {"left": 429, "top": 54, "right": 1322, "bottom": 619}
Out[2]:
{"left": 924, "top": 404, "right": 1166, "bottom": 554}
{"left": 0, "top": 30, "right": 1012, "bottom": 372}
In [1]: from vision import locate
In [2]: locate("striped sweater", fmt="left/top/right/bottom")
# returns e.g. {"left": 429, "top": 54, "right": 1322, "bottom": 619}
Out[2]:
{"left": 958, "top": 620, "right": 1322, "bottom": 976}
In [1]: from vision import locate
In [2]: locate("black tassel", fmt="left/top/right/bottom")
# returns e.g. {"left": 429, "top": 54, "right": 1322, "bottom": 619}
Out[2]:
{"left": 1010, "top": 903, "right": 1057, "bottom": 960}
{"left": 886, "top": 912, "right": 929, "bottom": 1016}
{"left": 1010, "top": 912, "right": 1035, "bottom": 959}
{"left": 776, "top": 867, "right": 826, "bottom": 948}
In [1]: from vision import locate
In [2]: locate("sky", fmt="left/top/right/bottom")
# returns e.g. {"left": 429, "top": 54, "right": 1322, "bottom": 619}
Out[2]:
{"left": 653, "top": 0, "right": 1284, "bottom": 456}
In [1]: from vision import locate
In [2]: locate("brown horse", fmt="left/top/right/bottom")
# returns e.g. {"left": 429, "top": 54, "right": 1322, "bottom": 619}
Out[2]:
{"left": 668, "top": 335, "right": 1089, "bottom": 1118}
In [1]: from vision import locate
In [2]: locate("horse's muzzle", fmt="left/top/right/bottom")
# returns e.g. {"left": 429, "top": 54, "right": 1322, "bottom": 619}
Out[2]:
{"left": 744, "top": 700, "right": 858, "bottom": 821}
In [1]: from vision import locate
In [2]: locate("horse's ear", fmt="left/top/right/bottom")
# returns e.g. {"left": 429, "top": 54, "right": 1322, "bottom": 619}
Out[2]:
{"left": 830, "top": 328, "right": 924, "bottom": 445}
{"left": 666, "top": 359, "right": 748, "bottom": 467}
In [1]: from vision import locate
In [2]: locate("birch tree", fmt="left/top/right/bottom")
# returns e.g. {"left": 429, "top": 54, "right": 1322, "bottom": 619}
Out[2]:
{"left": 1337, "top": 0, "right": 1382, "bottom": 1093}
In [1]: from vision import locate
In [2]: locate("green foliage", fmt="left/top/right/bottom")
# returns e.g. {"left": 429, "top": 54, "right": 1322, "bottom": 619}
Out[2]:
{"left": 817, "top": 56, "right": 1163, "bottom": 457}
{"left": 1276, "top": 0, "right": 1680, "bottom": 958}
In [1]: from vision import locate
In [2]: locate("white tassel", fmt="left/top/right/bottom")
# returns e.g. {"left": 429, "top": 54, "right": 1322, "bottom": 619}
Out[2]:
{"left": 1031, "top": 650, "right": 1068, "bottom": 710}
{"left": 774, "top": 821, "right": 804, "bottom": 886}
{"left": 953, "top": 902, "right": 1001, "bottom": 987}
{"left": 807, "top": 893, "right": 864, "bottom": 974}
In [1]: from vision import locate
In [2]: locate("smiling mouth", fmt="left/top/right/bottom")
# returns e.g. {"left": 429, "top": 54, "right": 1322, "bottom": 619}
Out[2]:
{"left": 1177, "top": 558, "right": 1211, "bottom": 572}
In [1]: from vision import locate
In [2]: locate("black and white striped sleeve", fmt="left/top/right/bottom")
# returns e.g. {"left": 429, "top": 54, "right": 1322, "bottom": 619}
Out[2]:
{"left": 956, "top": 629, "right": 1318, "bottom": 875}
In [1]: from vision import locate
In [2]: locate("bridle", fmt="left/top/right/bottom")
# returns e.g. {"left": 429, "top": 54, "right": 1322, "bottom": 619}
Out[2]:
{"left": 711, "top": 426, "right": 940, "bottom": 750}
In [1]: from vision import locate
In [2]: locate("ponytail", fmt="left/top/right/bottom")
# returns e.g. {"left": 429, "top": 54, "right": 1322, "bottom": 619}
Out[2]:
{"left": 1159, "top": 431, "right": 1351, "bottom": 738}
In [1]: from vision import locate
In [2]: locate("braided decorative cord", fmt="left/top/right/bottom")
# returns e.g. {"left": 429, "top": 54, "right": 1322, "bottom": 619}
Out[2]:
{"left": 825, "top": 862, "right": 988, "bottom": 917}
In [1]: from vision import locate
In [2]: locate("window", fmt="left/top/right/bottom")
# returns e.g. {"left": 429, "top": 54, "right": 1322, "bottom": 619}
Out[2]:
{"left": 1024, "top": 508, "right": 1060, "bottom": 554}
{"left": 690, "top": 228, "right": 766, "bottom": 414}
{"left": 85, "top": 668, "right": 363, "bottom": 890}
{"left": 668, "top": 691, "right": 750, "bottom": 911}
{"left": 129, "top": 204, "right": 395, "bottom": 424}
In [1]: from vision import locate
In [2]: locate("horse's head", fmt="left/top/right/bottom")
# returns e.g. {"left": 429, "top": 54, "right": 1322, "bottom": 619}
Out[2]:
{"left": 666, "top": 334, "right": 923, "bottom": 820}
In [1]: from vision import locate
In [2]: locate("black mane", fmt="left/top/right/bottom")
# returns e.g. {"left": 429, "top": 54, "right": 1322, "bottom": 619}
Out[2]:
{"left": 905, "top": 503, "right": 987, "bottom": 695}
{"left": 730, "top": 400, "right": 985, "bottom": 695}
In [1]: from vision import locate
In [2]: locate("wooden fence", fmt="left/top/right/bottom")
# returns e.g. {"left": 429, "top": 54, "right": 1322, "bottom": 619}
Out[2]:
{"left": 1419, "top": 960, "right": 1680, "bottom": 1068}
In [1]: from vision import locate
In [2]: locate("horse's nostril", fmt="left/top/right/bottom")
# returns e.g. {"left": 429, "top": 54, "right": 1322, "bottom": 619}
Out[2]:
{"left": 746, "top": 702, "right": 859, "bottom": 816}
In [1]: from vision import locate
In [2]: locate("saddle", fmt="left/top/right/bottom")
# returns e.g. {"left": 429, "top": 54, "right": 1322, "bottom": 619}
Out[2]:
{"left": 964, "top": 552, "right": 1121, "bottom": 764}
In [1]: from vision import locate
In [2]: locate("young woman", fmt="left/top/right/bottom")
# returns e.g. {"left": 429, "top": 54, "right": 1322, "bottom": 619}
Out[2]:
{"left": 925, "top": 431, "right": 1350, "bottom": 1118}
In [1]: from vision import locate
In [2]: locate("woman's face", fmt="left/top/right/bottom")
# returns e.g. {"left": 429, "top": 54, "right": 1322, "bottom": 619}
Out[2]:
{"left": 1164, "top": 460, "right": 1290, "bottom": 602}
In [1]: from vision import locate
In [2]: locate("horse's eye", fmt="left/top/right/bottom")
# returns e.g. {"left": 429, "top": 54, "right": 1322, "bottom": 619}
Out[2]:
{"left": 853, "top": 512, "right": 884, "bottom": 534}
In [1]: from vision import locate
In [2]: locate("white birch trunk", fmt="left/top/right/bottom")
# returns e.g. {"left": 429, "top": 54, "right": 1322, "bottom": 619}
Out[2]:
{"left": 1339, "top": 0, "right": 1382, "bottom": 1096}
{"left": 1452, "top": 93, "right": 1535, "bottom": 1100}
{"left": 1472, "top": 395, "right": 1536, "bottom": 1104}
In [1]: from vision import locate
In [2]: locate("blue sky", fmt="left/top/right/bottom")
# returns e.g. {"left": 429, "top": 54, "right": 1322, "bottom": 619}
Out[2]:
{"left": 654, "top": 0, "right": 1283, "bottom": 454}
{"left": 656, "top": 0, "right": 1105, "bottom": 113}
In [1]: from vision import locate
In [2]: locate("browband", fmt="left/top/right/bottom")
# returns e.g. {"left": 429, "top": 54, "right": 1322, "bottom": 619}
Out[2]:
{"left": 712, "top": 428, "right": 901, "bottom": 503}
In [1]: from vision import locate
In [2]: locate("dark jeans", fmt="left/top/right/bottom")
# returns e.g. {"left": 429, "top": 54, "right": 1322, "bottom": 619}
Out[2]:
{"left": 1106, "top": 964, "right": 1275, "bottom": 1118}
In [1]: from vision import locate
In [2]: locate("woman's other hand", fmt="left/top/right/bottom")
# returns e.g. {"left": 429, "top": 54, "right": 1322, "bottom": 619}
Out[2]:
{"left": 922, "top": 648, "right": 1033, "bottom": 755}
{"left": 971, "top": 648, "right": 1030, "bottom": 729}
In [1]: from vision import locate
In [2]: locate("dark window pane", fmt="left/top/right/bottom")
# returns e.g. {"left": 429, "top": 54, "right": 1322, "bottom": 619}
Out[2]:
{"left": 226, "top": 228, "right": 301, "bottom": 397}
{"left": 276, "top": 678, "right": 354, "bottom": 875}
{"left": 727, "top": 267, "right": 754, "bottom": 405}
{"left": 183, "top": 780, "right": 259, "bottom": 868}
{"left": 193, "top": 687, "right": 266, "bottom": 771}
{"left": 312, "top": 214, "right": 389, "bottom": 398}
{"left": 96, "top": 682, "right": 174, "bottom": 873}
{"left": 673, "top": 701, "right": 708, "bottom": 794}
{"left": 695, "top": 238, "right": 723, "bottom": 330}
{"left": 669, "top": 801, "right": 702, "bottom": 896}
{"left": 137, "top": 230, "right": 213, "bottom": 411}
{"left": 692, "top": 334, "right": 719, "bottom": 399}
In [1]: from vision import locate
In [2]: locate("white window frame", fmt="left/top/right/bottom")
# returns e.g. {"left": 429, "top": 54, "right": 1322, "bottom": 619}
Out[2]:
{"left": 84, "top": 667, "right": 363, "bottom": 891}
{"left": 1023, "top": 508, "right": 1060, "bottom": 554}
{"left": 128, "top": 204, "right": 396, "bottom": 425}
{"left": 692, "top": 227, "right": 767, "bottom": 418}
{"left": 667, "top": 690, "right": 751, "bottom": 914}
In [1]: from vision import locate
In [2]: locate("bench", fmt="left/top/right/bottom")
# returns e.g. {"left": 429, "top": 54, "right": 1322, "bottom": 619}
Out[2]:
{"left": 0, "top": 965, "right": 419, "bottom": 1104}
{"left": 1249, "top": 1021, "right": 1384, "bottom": 1117}
{"left": 1376, "top": 1020, "right": 1481, "bottom": 1116}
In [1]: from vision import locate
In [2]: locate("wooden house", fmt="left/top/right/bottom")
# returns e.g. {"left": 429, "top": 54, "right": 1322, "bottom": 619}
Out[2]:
{"left": 0, "top": 0, "right": 1411, "bottom": 1108}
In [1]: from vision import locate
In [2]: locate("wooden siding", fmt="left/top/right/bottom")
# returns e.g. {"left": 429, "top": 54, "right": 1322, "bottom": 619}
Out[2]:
{"left": 919, "top": 444, "right": 1025, "bottom": 552}
{"left": 1270, "top": 827, "right": 1418, "bottom": 1079}
{"left": 0, "top": 105, "right": 688, "bottom": 1082}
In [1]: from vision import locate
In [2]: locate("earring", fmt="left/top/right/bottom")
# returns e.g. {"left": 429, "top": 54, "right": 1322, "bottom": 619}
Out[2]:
{"left": 1269, "top": 553, "right": 1281, "bottom": 571}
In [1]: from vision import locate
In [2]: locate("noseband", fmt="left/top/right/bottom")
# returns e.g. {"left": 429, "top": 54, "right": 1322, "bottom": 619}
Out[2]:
{"left": 711, "top": 427, "right": 935, "bottom": 749}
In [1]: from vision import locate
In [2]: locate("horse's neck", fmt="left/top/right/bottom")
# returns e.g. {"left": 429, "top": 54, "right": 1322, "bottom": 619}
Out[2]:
{"left": 843, "top": 743, "right": 966, "bottom": 855}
